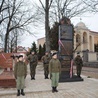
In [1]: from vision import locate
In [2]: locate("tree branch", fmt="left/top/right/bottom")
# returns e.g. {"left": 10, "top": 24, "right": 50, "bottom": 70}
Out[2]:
{"left": 48, "top": 0, "right": 53, "bottom": 9}
{"left": 39, "top": 0, "right": 45, "bottom": 11}
{"left": 0, "top": 0, "right": 5, "bottom": 13}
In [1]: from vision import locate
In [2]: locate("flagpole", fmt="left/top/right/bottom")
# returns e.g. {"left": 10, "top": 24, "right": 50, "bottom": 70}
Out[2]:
{"left": 58, "top": 25, "right": 61, "bottom": 54}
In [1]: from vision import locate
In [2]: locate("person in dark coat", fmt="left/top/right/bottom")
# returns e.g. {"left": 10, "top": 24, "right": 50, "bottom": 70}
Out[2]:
{"left": 14, "top": 55, "right": 27, "bottom": 96}
{"left": 74, "top": 52, "right": 83, "bottom": 78}
{"left": 49, "top": 52, "right": 61, "bottom": 93}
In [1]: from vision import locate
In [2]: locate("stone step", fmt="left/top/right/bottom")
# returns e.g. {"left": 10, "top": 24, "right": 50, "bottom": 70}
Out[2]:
{"left": 0, "top": 71, "right": 16, "bottom": 88}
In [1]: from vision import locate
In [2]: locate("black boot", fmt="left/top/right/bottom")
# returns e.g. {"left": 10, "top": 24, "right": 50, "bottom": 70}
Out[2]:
{"left": 45, "top": 75, "right": 47, "bottom": 79}
{"left": 46, "top": 77, "right": 49, "bottom": 79}
{"left": 54, "top": 87, "right": 58, "bottom": 92}
{"left": 21, "top": 89, "right": 25, "bottom": 96}
{"left": 46, "top": 75, "right": 49, "bottom": 79}
{"left": 52, "top": 87, "right": 55, "bottom": 93}
{"left": 45, "top": 76, "right": 49, "bottom": 79}
{"left": 32, "top": 77, "right": 35, "bottom": 80}
{"left": 17, "top": 90, "right": 20, "bottom": 96}
{"left": 32, "top": 75, "right": 35, "bottom": 80}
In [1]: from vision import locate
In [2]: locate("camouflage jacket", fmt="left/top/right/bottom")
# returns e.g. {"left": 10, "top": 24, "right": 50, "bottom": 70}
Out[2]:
{"left": 28, "top": 54, "right": 38, "bottom": 64}
{"left": 74, "top": 55, "right": 83, "bottom": 66}
{"left": 41, "top": 55, "right": 51, "bottom": 65}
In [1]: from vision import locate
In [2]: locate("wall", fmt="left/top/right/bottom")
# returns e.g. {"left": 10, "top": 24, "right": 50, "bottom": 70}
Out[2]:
{"left": 94, "top": 36, "right": 98, "bottom": 44}
{"left": 88, "top": 52, "right": 97, "bottom": 61}
{"left": 37, "top": 37, "right": 45, "bottom": 47}
{"left": 74, "top": 52, "right": 98, "bottom": 62}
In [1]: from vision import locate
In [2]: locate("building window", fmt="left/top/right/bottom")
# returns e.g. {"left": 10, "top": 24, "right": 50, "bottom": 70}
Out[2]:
{"left": 76, "top": 35, "right": 80, "bottom": 43}
{"left": 83, "top": 32, "right": 87, "bottom": 43}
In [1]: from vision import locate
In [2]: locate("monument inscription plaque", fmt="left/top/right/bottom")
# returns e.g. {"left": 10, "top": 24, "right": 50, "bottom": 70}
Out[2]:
{"left": 60, "top": 25, "right": 73, "bottom": 39}
{"left": 60, "top": 41, "right": 73, "bottom": 55}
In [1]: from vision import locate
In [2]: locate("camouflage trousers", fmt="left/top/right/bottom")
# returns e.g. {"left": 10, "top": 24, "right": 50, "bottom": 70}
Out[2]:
{"left": 30, "top": 63, "right": 37, "bottom": 78}
{"left": 76, "top": 65, "right": 82, "bottom": 77}
{"left": 44, "top": 64, "right": 49, "bottom": 77}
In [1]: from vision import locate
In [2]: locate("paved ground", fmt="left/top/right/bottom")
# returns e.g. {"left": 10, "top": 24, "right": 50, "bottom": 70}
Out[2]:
{"left": 0, "top": 63, "right": 98, "bottom": 98}
{"left": 73, "top": 66, "right": 98, "bottom": 79}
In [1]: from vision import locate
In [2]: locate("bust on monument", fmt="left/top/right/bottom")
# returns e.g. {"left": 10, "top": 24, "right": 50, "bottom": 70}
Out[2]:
{"left": 59, "top": 16, "right": 71, "bottom": 25}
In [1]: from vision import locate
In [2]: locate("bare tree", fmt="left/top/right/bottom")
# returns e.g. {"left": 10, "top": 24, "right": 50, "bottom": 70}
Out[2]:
{"left": 0, "top": 0, "right": 38, "bottom": 52}
{"left": 37, "top": 0, "right": 89, "bottom": 52}
{"left": 8, "top": 29, "right": 20, "bottom": 53}
{"left": 73, "top": 39, "right": 88, "bottom": 53}
{"left": 0, "top": 0, "right": 9, "bottom": 24}
{"left": 82, "top": 0, "right": 98, "bottom": 12}
{"left": 0, "top": 0, "right": 5, "bottom": 13}
{"left": 50, "top": 0, "right": 88, "bottom": 22}
{"left": 39, "top": 0, "right": 53, "bottom": 52}
{"left": 73, "top": 42, "right": 82, "bottom": 53}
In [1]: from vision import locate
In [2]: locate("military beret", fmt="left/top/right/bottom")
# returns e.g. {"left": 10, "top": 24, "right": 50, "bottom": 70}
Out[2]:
{"left": 52, "top": 52, "right": 57, "bottom": 57}
{"left": 18, "top": 55, "right": 23, "bottom": 58}
{"left": 77, "top": 52, "right": 80, "bottom": 54}
{"left": 16, "top": 55, "right": 19, "bottom": 58}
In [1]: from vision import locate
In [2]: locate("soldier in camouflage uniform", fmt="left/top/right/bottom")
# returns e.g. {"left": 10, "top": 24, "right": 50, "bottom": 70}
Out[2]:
{"left": 41, "top": 51, "right": 51, "bottom": 79}
{"left": 74, "top": 52, "right": 83, "bottom": 78}
{"left": 28, "top": 51, "right": 38, "bottom": 80}
{"left": 14, "top": 55, "right": 27, "bottom": 96}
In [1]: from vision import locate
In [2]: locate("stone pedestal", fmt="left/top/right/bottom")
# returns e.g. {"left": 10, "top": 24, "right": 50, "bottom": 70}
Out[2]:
{"left": 0, "top": 53, "right": 16, "bottom": 88}
{"left": 0, "top": 70, "right": 16, "bottom": 87}
{"left": 58, "top": 24, "right": 84, "bottom": 82}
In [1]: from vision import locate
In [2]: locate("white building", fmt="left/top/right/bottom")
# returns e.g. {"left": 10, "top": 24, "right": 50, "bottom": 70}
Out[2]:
{"left": 37, "top": 22, "right": 98, "bottom": 62}
{"left": 74, "top": 22, "right": 98, "bottom": 62}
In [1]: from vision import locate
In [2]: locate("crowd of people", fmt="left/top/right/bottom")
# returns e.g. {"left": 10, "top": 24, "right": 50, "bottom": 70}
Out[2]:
{"left": 13, "top": 51, "right": 83, "bottom": 96}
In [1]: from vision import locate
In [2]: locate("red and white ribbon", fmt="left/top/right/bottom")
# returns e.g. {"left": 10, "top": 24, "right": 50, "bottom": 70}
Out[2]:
{"left": 2, "top": 53, "right": 6, "bottom": 60}
{"left": 70, "top": 59, "right": 73, "bottom": 78}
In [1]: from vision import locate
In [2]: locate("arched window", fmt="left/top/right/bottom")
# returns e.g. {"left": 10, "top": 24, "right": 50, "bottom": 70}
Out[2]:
{"left": 76, "top": 34, "right": 80, "bottom": 43}
{"left": 83, "top": 32, "right": 87, "bottom": 43}
{"left": 89, "top": 36, "right": 93, "bottom": 51}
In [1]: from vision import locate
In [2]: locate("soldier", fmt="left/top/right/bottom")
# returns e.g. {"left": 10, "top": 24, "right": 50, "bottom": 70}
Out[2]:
{"left": 14, "top": 55, "right": 27, "bottom": 96}
{"left": 49, "top": 52, "right": 61, "bottom": 93}
{"left": 41, "top": 51, "right": 51, "bottom": 79}
{"left": 28, "top": 51, "right": 38, "bottom": 80}
{"left": 74, "top": 52, "right": 83, "bottom": 78}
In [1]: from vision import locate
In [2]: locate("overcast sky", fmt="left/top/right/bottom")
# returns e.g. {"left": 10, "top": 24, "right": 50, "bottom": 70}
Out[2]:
{"left": 19, "top": 13, "right": 98, "bottom": 48}
{"left": 18, "top": 0, "right": 98, "bottom": 48}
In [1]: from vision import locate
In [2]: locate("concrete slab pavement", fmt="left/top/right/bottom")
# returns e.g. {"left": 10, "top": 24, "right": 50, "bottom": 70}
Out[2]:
{"left": 0, "top": 64, "right": 98, "bottom": 98}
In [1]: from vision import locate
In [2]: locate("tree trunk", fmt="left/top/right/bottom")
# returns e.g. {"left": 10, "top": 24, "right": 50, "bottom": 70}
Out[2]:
{"left": 15, "top": 33, "right": 17, "bottom": 53}
{"left": 10, "top": 43, "right": 13, "bottom": 53}
{"left": 45, "top": 0, "right": 50, "bottom": 52}
{"left": 4, "top": 33, "right": 9, "bottom": 53}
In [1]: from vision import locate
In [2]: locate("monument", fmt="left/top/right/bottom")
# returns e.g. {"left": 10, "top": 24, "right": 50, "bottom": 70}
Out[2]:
{"left": 58, "top": 17, "right": 83, "bottom": 82}
{"left": 0, "top": 53, "right": 16, "bottom": 87}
